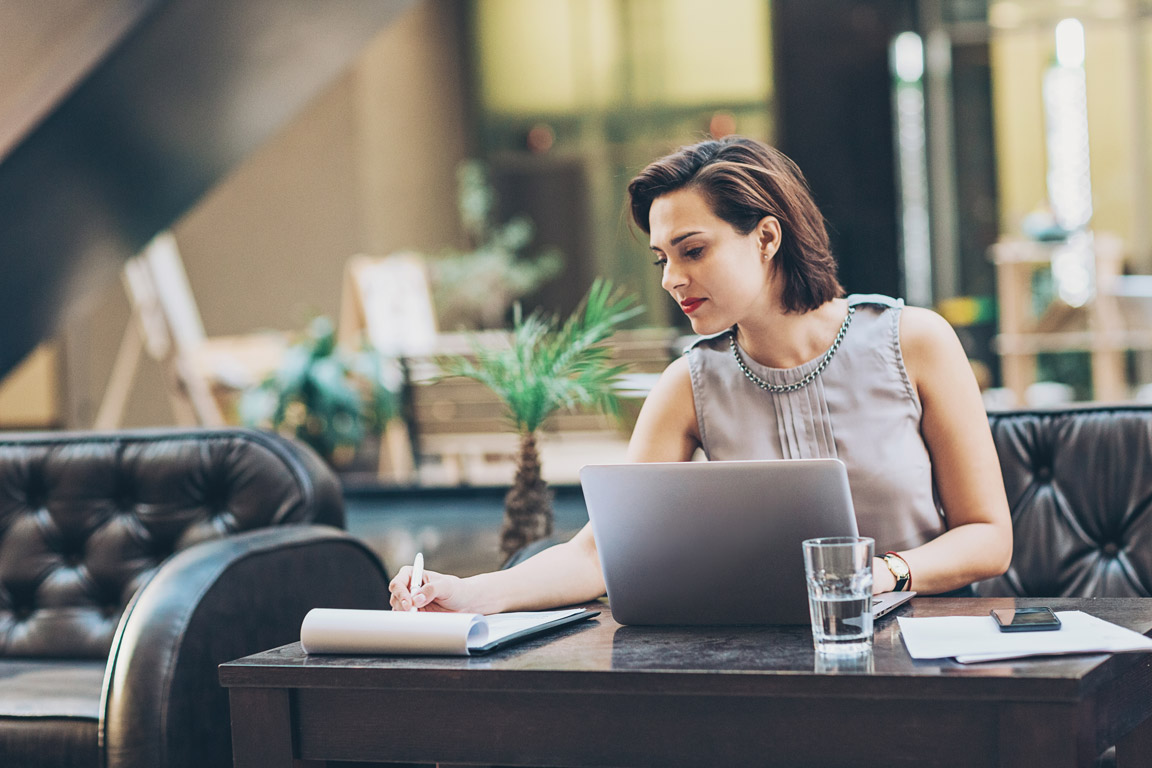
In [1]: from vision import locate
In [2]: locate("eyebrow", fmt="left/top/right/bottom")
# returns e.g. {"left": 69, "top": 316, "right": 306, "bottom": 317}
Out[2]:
{"left": 650, "top": 231, "right": 702, "bottom": 252}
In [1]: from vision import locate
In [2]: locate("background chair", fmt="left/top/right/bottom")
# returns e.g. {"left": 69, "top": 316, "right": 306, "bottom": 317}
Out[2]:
{"left": 978, "top": 404, "right": 1152, "bottom": 597}
{"left": 96, "top": 232, "right": 287, "bottom": 429}
{"left": 0, "top": 427, "right": 391, "bottom": 768}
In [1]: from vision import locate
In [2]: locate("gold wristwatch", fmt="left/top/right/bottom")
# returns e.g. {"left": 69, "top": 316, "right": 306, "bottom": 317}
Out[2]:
{"left": 882, "top": 552, "right": 911, "bottom": 592}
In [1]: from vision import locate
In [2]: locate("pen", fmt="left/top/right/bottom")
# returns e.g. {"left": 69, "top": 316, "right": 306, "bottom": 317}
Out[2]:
{"left": 408, "top": 552, "right": 424, "bottom": 612}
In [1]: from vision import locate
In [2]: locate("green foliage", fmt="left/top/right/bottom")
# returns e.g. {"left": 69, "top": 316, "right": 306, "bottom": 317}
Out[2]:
{"left": 440, "top": 280, "right": 643, "bottom": 435}
{"left": 238, "top": 316, "right": 401, "bottom": 464}
{"left": 430, "top": 160, "right": 564, "bottom": 329}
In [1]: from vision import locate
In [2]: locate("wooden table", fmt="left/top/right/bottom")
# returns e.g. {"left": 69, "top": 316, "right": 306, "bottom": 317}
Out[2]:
{"left": 220, "top": 597, "right": 1152, "bottom": 767}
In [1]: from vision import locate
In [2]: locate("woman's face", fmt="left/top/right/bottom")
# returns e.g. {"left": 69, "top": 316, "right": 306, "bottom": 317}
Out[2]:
{"left": 648, "top": 187, "right": 779, "bottom": 335}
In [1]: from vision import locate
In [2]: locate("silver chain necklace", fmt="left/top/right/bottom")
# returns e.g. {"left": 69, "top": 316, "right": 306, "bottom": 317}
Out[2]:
{"left": 729, "top": 306, "right": 855, "bottom": 394}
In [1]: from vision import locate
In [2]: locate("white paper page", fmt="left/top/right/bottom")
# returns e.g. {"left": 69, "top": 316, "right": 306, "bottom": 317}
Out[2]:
{"left": 897, "top": 610, "right": 1152, "bottom": 663}
{"left": 301, "top": 608, "right": 486, "bottom": 656}
{"left": 474, "top": 609, "right": 587, "bottom": 647}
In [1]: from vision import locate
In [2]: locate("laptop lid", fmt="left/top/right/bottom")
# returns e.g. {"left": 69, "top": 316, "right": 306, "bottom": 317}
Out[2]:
{"left": 581, "top": 459, "right": 859, "bottom": 626}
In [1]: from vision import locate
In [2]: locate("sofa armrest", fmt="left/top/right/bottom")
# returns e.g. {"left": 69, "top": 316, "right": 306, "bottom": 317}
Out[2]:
{"left": 99, "top": 525, "right": 390, "bottom": 768}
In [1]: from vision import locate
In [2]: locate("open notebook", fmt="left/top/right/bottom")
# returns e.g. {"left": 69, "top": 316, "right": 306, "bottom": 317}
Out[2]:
{"left": 300, "top": 607, "right": 598, "bottom": 656}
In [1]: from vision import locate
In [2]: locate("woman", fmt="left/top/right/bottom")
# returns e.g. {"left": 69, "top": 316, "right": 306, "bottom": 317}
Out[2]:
{"left": 390, "top": 136, "right": 1011, "bottom": 613}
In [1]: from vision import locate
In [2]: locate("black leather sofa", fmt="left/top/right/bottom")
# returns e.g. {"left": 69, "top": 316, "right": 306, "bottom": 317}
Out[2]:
{"left": 979, "top": 404, "right": 1152, "bottom": 768}
{"left": 978, "top": 404, "right": 1152, "bottom": 598}
{"left": 0, "top": 428, "right": 391, "bottom": 768}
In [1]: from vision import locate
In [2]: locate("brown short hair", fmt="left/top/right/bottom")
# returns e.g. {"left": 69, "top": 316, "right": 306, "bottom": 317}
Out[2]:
{"left": 628, "top": 136, "right": 843, "bottom": 313}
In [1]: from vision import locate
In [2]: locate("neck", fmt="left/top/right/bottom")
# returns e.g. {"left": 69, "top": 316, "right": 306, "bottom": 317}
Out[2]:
{"left": 734, "top": 298, "right": 848, "bottom": 369}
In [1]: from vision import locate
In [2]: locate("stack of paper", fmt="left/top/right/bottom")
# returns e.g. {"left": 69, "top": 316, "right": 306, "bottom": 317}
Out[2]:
{"left": 300, "top": 608, "right": 595, "bottom": 656}
{"left": 897, "top": 611, "right": 1152, "bottom": 663}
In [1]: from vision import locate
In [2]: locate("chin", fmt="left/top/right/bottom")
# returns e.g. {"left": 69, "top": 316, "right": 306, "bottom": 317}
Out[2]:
{"left": 688, "top": 315, "right": 730, "bottom": 336}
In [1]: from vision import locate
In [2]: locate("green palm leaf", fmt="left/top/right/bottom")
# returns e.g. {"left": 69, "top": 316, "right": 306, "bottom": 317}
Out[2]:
{"left": 439, "top": 279, "right": 643, "bottom": 434}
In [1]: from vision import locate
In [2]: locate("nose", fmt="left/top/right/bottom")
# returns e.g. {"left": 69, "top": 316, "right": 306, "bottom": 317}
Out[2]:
{"left": 661, "top": 259, "right": 687, "bottom": 294}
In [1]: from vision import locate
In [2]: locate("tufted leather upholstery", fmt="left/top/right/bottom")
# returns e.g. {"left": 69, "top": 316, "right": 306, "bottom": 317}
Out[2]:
{"left": 0, "top": 428, "right": 343, "bottom": 657}
{"left": 978, "top": 405, "right": 1152, "bottom": 598}
{"left": 0, "top": 428, "right": 390, "bottom": 768}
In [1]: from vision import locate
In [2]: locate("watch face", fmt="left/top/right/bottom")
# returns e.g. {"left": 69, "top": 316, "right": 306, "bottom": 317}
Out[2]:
{"left": 886, "top": 555, "right": 909, "bottom": 578}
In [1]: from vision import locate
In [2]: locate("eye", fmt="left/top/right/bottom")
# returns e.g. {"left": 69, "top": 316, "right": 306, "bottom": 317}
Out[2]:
{"left": 652, "top": 257, "right": 667, "bottom": 268}
{"left": 685, "top": 247, "right": 704, "bottom": 259}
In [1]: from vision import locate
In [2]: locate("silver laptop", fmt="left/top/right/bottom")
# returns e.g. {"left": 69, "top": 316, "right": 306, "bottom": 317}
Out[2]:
{"left": 580, "top": 459, "right": 915, "bottom": 626}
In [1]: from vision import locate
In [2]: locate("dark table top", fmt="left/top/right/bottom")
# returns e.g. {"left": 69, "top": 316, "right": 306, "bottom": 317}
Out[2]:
{"left": 220, "top": 596, "right": 1152, "bottom": 701}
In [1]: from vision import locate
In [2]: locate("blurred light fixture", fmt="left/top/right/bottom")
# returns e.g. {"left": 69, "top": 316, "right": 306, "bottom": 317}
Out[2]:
{"left": 1055, "top": 17, "right": 1086, "bottom": 68}
{"left": 1052, "top": 231, "right": 1095, "bottom": 308}
{"left": 1043, "top": 17, "right": 1093, "bottom": 233}
{"left": 893, "top": 31, "right": 925, "bottom": 82}
{"left": 1043, "top": 18, "right": 1094, "bottom": 308}
{"left": 890, "top": 31, "right": 932, "bottom": 307}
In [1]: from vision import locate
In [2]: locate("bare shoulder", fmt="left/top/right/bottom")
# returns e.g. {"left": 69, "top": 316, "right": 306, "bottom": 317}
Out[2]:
{"left": 897, "top": 305, "right": 971, "bottom": 395}
{"left": 898, "top": 305, "right": 960, "bottom": 353}
{"left": 627, "top": 354, "right": 699, "bottom": 462}
{"left": 653, "top": 353, "right": 693, "bottom": 393}
{"left": 640, "top": 355, "right": 696, "bottom": 423}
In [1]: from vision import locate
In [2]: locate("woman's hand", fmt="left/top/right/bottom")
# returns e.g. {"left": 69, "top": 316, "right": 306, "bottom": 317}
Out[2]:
{"left": 385, "top": 527, "right": 606, "bottom": 615}
{"left": 389, "top": 566, "right": 472, "bottom": 613}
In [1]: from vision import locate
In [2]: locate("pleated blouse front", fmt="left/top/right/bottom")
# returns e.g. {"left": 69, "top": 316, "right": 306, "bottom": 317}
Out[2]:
{"left": 685, "top": 294, "right": 946, "bottom": 553}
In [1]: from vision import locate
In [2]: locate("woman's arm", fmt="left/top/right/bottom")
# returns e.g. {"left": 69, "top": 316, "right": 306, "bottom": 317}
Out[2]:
{"left": 878, "top": 307, "right": 1013, "bottom": 594}
{"left": 390, "top": 356, "right": 701, "bottom": 613}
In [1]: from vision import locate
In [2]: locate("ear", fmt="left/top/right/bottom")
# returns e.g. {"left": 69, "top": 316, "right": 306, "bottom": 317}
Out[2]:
{"left": 757, "top": 216, "right": 782, "bottom": 260}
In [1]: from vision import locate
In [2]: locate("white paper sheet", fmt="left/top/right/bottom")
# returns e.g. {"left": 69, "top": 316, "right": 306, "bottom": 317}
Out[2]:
{"left": 897, "top": 610, "right": 1152, "bottom": 664}
{"left": 481, "top": 610, "right": 586, "bottom": 645}
{"left": 299, "top": 608, "right": 588, "bottom": 656}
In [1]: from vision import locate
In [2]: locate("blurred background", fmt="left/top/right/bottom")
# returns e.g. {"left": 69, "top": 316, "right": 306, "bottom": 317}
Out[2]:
{"left": 7, "top": 0, "right": 1152, "bottom": 573}
{"left": 3, "top": 0, "right": 1152, "bottom": 477}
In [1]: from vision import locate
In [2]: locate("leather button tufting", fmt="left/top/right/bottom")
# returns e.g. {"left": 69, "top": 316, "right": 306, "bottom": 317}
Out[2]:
{"left": 23, "top": 471, "right": 46, "bottom": 508}
{"left": 1035, "top": 466, "right": 1052, "bottom": 481}
{"left": 1102, "top": 542, "right": 1120, "bottom": 557}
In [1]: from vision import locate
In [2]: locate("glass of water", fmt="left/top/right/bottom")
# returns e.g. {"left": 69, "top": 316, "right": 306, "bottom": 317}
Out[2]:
{"left": 802, "top": 536, "right": 875, "bottom": 656}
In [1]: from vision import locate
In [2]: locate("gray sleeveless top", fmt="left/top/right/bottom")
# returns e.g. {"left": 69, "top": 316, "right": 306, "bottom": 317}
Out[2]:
{"left": 686, "top": 294, "right": 946, "bottom": 553}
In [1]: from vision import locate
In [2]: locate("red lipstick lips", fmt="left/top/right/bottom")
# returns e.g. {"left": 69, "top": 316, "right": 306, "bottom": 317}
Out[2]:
{"left": 680, "top": 298, "right": 705, "bottom": 314}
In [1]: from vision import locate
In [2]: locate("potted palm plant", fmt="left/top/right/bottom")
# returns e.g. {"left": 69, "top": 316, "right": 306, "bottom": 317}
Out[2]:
{"left": 441, "top": 280, "right": 642, "bottom": 560}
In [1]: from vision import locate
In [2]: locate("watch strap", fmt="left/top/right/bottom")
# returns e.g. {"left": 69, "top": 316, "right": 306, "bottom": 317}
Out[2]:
{"left": 883, "top": 551, "right": 911, "bottom": 592}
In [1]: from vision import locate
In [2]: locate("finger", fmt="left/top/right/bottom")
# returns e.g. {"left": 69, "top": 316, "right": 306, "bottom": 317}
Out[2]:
{"left": 413, "top": 567, "right": 440, "bottom": 590}
{"left": 389, "top": 566, "right": 412, "bottom": 596}
{"left": 389, "top": 567, "right": 415, "bottom": 611}
{"left": 411, "top": 573, "right": 451, "bottom": 610}
{"left": 411, "top": 582, "right": 434, "bottom": 609}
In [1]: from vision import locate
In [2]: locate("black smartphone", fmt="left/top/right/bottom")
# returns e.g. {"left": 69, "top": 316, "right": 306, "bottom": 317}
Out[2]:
{"left": 990, "top": 607, "right": 1062, "bottom": 632}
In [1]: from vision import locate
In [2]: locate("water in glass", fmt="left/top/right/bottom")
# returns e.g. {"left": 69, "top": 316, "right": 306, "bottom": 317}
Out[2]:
{"left": 803, "top": 536, "right": 875, "bottom": 656}
{"left": 808, "top": 592, "right": 873, "bottom": 655}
